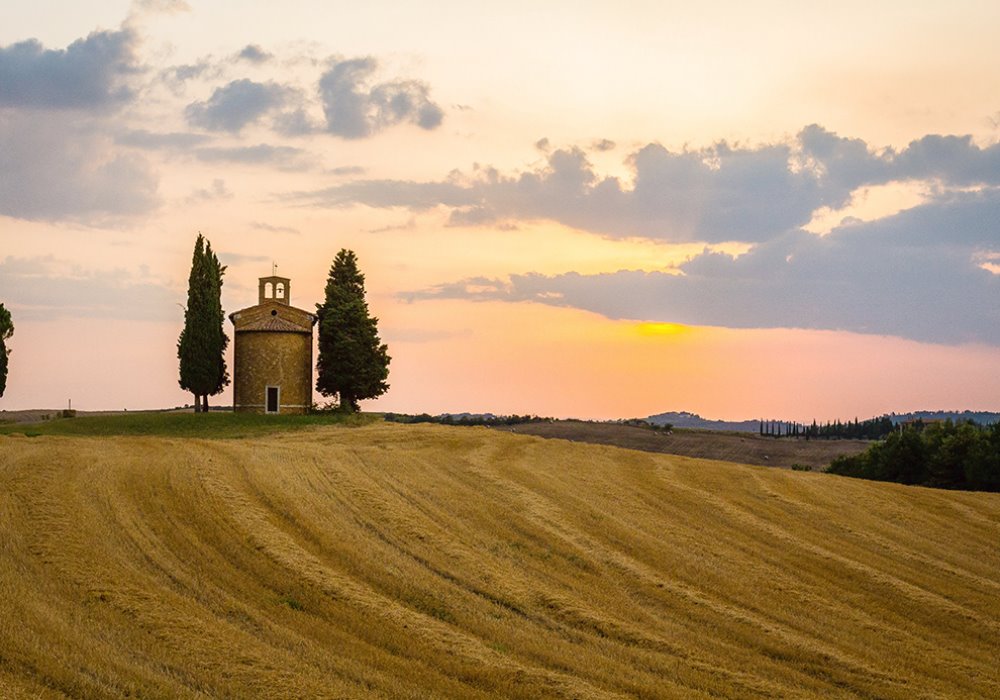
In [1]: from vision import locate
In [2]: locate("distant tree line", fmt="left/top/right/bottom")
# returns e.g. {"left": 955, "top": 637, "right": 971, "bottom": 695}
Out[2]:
{"left": 620, "top": 418, "right": 673, "bottom": 432}
{"left": 827, "top": 420, "right": 1000, "bottom": 492}
{"left": 759, "top": 416, "right": 896, "bottom": 440}
{"left": 383, "top": 413, "right": 552, "bottom": 427}
{"left": 381, "top": 414, "right": 677, "bottom": 433}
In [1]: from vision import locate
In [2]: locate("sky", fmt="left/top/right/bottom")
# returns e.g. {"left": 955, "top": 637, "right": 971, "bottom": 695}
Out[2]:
{"left": 1, "top": 0, "right": 999, "bottom": 420}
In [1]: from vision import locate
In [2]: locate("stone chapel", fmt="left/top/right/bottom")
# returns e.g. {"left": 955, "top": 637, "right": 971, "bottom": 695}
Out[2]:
{"left": 229, "top": 275, "right": 316, "bottom": 414}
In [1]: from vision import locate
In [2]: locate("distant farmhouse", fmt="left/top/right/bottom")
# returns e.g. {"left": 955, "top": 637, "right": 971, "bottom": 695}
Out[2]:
{"left": 229, "top": 276, "right": 316, "bottom": 414}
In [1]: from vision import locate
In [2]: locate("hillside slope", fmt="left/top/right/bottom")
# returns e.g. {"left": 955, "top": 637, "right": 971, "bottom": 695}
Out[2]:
{"left": 1, "top": 424, "right": 999, "bottom": 698}
{"left": 511, "top": 420, "right": 869, "bottom": 469}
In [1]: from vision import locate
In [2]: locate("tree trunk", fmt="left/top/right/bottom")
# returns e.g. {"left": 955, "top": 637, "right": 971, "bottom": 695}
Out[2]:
{"left": 193, "top": 392, "right": 201, "bottom": 413}
{"left": 201, "top": 394, "right": 209, "bottom": 413}
{"left": 340, "top": 392, "right": 358, "bottom": 413}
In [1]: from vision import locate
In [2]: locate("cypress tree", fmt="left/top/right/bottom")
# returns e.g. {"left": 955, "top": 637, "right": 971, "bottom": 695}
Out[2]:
{"left": 177, "top": 234, "right": 230, "bottom": 412}
{"left": 0, "top": 303, "right": 13, "bottom": 398}
{"left": 315, "top": 249, "right": 390, "bottom": 412}
{"left": 203, "top": 240, "right": 230, "bottom": 411}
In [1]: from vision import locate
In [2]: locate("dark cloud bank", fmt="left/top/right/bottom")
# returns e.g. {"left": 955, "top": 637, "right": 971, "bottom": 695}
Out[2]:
{"left": 322, "top": 126, "right": 999, "bottom": 346}
{"left": 298, "top": 125, "right": 1000, "bottom": 242}
{"left": 404, "top": 195, "right": 1000, "bottom": 345}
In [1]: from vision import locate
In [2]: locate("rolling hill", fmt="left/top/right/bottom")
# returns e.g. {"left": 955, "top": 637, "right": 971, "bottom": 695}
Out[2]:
{"left": 509, "top": 420, "right": 870, "bottom": 470}
{"left": 2, "top": 422, "right": 999, "bottom": 698}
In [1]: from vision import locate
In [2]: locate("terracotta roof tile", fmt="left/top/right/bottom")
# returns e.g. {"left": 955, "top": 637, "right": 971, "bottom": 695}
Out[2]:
{"left": 236, "top": 315, "right": 311, "bottom": 332}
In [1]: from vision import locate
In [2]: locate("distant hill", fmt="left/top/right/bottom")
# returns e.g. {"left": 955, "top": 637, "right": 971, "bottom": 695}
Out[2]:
{"left": 887, "top": 410, "right": 1000, "bottom": 425}
{"left": 647, "top": 409, "right": 1000, "bottom": 432}
{"left": 513, "top": 420, "right": 868, "bottom": 469}
{"left": 646, "top": 411, "right": 760, "bottom": 432}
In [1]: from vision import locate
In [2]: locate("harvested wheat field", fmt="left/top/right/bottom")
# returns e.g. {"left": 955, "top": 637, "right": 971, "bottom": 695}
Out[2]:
{"left": 2, "top": 422, "right": 999, "bottom": 698}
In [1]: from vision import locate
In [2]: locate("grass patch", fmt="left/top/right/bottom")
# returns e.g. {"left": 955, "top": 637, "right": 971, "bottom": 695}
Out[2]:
{"left": 279, "top": 596, "right": 305, "bottom": 612}
{"left": 0, "top": 410, "right": 376, "bottom": 439}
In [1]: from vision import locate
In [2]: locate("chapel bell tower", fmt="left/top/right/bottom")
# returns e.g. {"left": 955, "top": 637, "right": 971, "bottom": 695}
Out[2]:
{"left": 258, "top": 276, "right": 291, "bottom": 305}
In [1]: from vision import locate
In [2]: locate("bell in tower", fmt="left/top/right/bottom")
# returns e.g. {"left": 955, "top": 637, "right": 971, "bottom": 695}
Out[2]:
{"left": 258, "top": 276, "right": 291, "bottom": 305}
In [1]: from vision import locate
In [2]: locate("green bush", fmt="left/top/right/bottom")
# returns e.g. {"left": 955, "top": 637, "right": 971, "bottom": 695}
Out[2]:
{"left": 826, "top": 421, "right": 1000, "bottom": 491}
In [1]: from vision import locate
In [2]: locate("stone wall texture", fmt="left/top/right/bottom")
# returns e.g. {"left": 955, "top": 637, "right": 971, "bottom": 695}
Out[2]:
{"left": 232, "top": 331, "right": 313, "bottom": 414}
{"left": 230, "top": 293, "right": 316, "bottom": 415}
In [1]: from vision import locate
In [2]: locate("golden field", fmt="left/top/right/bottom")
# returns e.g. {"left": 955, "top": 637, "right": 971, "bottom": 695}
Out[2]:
{"left": 1, "top": 422, "right": 999, "bottom": 698}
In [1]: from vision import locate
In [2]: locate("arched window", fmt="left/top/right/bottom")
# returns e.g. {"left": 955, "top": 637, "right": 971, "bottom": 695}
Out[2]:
{"left": 265, "top": 282, "right": 274, "bottom": 298}
{"left": 276, "top": 282, "right": 285, "bottom": 299}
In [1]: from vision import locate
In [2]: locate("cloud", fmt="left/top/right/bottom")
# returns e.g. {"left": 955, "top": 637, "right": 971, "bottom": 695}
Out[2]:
{"left": 116, "top": 128, "right": 209, "bottom": 149}
{"left": 250, "top": 221, "right": 299, "bottom": 235}
{"left": 403, "top": 191, "right": 1000, "bottom": 346}
{"left": 159, "top": 59, "right": 223, "bottom": 94}
{"left": 0, "top": 112, "right": 159, "bottom": 221}
{"left": 185, "top": 79, "right": 292, "bottom": 132}
{"left": 186, "top": 178, "right": 232, "bottom": 203}
{"left": 892, "top": 134, "right": 1000, "bottom": 185}
{"left": 217, "top": 251, "right": 268, "bottom": 265}
{"left": 366, "top": 216, "right": 417, "bottom": 233}
{"left": 591, "top": 139, "right": 616, "bottom": 152}
{"left": 130, "top": 0, "right": 190, "bottom": 15}
{"left": 328, "top": 165, "right": 366, "bottom": 176}
{"left": 0, "top": 29, "right": 139, "bottom": 110}
{"left": 318, "top": 57, "right": 444, "bottom": 139}
{"left": 290, "top": 179, "right": 473, "bottom": 209}
{"left": 238, "top": 44, "right": 271, "bottom": 63}
{"left": 272, "top": 107, "right": 322, "bottom": 136}
{"left": 194, "top": 144, "right": 314, "bottom": 171}
{"left": 0, "top": 256, "right": 177, "bottom": 321}
{"left": 292, "top": 125, "right": 1000, "bottom": 243}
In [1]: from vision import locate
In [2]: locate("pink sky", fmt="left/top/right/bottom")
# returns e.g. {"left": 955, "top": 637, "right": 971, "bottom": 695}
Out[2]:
{"left": 1, "top": 1, "right": 999, "bottom": 420}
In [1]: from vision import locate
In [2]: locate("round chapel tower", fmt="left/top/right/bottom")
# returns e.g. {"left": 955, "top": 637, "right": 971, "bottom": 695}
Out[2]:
{"left": 229, "top": 276, "right": 316, "bottom": 414}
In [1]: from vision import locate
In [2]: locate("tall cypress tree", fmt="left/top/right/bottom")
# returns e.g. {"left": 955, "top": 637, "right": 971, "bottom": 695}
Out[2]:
{"left": 315, "top": 249, "right": 390, "bottom": 412}
{"left": 178, "top": 234, "right": 229, "bottom": 412}
{"left": 203, "top": 240, "right": 230, "bottom": 411}
{"left": 0, "top": 303, "right": 13, "bottom": 398}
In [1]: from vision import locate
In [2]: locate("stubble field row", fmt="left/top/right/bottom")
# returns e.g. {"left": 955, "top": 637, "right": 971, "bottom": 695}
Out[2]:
{"left": 1, "top": 422, "right": 998, "bottom": 698}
